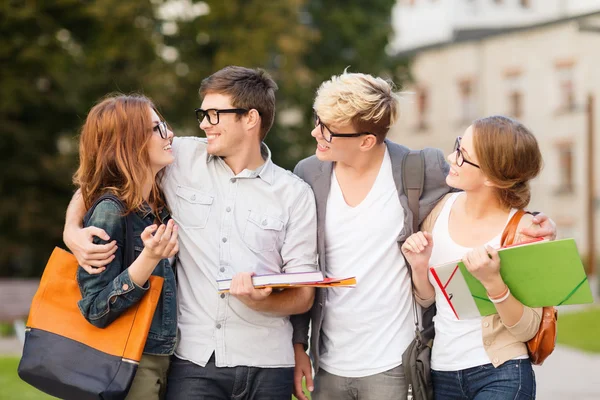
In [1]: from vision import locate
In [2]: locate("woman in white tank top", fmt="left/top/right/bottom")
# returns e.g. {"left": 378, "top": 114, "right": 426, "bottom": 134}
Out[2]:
{"left": 402, "top": 116, "right": 544, "bottom": 400}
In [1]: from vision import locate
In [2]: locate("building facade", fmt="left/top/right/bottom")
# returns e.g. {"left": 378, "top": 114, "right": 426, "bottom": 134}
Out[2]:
{"left": 388, "top": 11, "right": 600, "bottom": 262}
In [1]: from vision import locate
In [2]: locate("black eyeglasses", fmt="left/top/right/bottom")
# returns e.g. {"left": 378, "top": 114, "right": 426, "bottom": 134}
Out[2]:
{"left": 195, "top": 108, "right": 249, "bottom": 125}
{"left": 314, "top": 110, "right": 375, "bottom": 143}
{"left": 454, "top": 136, "right": 480, "bottom": 169}
{"left": 153, "top": 121, "right": 169, "bottom": 139}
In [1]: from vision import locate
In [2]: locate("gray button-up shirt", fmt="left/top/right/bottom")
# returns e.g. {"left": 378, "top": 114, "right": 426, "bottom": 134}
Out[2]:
{"left": 162, "top": 137, "right": 318, "bottom": 368}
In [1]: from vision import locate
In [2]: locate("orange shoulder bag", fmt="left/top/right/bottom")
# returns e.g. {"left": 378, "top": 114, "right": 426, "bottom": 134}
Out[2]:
{"left": 501, "top": 210, "right": 558, "bottom": 365}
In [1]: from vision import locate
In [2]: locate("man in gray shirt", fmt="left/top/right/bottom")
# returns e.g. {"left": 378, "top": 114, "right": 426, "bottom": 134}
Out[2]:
{"left": 63, "top": 66, "right": 318, "bottom": 399}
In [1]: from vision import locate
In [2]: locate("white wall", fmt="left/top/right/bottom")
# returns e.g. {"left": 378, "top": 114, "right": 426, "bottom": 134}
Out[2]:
{"left": 390, "top": 0, "right": 600, "bottom": 53}
{"left": 388, "top": 18, "right": 600, "bottom": 255}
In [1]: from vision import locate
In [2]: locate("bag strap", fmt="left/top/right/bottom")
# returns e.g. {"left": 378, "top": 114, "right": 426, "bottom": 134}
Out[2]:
{"left": 86, "top": 193, "right": 135, "bottom": 267}
{"left": 402, "top": 150, "right": 425, "bottom": 234}
{"left": 402, "top": 150, "right": 426, "bottom": 330}
{"left": 501, "top": 209, "right": 526, "bottom": 247}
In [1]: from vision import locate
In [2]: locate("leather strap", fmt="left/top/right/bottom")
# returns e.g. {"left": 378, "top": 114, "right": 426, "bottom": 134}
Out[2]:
{"left": 501, "top": 209, "right": 526, "bottom": 247}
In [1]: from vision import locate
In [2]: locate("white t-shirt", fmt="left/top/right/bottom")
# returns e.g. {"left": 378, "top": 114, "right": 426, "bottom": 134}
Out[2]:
{"left": 428, "top": 192, "right": 521, "bottom": 371}
{"left": 319, "top": 149, "right": 414, "bottom": 378}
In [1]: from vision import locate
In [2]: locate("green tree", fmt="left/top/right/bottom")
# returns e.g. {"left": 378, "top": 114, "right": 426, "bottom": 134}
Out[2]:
{"left": 266, "top": 0, "right": 404, "bottom": 170}
{"left": 0, "top": 0, "right": 176, "bottom": 276}
{"left": 0, "top": 0, "right": 403, "bottom": 277}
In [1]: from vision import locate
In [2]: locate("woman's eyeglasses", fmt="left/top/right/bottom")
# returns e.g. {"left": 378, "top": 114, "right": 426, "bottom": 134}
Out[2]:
{"left": 454, "top": 136, "right": 480, "bottom": 169}
{"left": 153, "top": 121, "right": 169, "bottom": 139}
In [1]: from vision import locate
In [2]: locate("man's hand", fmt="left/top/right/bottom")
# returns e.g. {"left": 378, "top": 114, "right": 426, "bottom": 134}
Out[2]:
{"left": 229, "top": 272, "right": 273, "bottom": 309}
{"left": 520, "top": 212, "right": 557, "bottom": 241}
{"left": 293, "top": 343, "right": 313, "bottom": 400}
{"left": 64, "top": 226, "right": 117, "bottom": 274}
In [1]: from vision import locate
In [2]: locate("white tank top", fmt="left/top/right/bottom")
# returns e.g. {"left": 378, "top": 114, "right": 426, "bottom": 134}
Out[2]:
{"left": 428, "top": 192, "right": 518, "bottom": 371}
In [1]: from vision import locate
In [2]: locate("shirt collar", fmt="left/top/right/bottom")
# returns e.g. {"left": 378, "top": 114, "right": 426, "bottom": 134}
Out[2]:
{"left": 207, "top": 142, "right": 274, "bottom": 185}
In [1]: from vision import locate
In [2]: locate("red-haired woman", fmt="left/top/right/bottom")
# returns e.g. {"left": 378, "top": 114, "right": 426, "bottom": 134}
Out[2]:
{"left": 74, "top": 94, "right": 178, "bottom": 399}
{"left": 402, "top": 116, "right": 543, "bottom": 399}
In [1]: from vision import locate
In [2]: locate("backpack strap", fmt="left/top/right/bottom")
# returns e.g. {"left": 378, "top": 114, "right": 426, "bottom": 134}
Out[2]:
{"left": 402, "top": 150, "right": 425, "bottom": 234}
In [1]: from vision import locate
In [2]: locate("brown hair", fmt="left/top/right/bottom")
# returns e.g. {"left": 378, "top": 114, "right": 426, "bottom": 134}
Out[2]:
{"left": 73, "top": 94, "right": 167, "bottom": 218}
{"left": 199, "top": 66, "right": 278, "bottom": 141}
{"left": 472, "top": 115, "right": 543, "bottom": 209}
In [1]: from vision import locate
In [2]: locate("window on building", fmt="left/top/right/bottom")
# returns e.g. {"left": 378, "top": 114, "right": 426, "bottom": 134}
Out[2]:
{"left": 505, "top": 69, "right": 523, "bottom": 119}
{"left": 556, "top": 63, "right": 576, "bottom": 113}
{"left": 509, "top": 91, "right": 523, "bottom": 119}
{"left": 556, "top": 141, "right": 574, "bottom": 194}
{"left": 458, "top": 79, "right": 476, "bottom": 124}
{"left": 416, "top": 86, "right": 429, "bottom": 131}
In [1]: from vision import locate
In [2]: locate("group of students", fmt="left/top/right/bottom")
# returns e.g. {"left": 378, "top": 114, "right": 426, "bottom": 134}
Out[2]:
{"left": 63, "top": 65, "right": 556, "bottom": 400}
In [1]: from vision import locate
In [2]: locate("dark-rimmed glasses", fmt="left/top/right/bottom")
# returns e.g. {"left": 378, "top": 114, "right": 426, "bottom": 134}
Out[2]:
{"left": 153, "top": 121, "right": 169, "bottom": 139}
{"left": 454, "top": 136, "right": 480, "bottom": 169}
{"left": 314, "top": 110, "right": 375, "bottom": 143}
{"left": 195, "top": 108, "right": 249, "bottom": 125}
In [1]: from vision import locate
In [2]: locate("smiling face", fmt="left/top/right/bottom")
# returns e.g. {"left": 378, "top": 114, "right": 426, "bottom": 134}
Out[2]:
{"left": 311, "top": 115, "right": 373, "bottom": 163}
{"left": 198, "top": 92, "right": 249, "bottom": 158}
{"left": 446, "top": 125, "right": 486, "bottom": 191}
{"left": 147, "top": 107, "right": 174, "bottom": 175}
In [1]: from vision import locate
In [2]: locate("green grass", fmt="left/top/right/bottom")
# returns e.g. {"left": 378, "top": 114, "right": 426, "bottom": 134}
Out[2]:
{"left": 2, "top": 306, "right": 599, "bottom": 400}
{"left": 557, "top": 306, "right": 600, "bottom": 353}
{"left": 0, "top": 355, "right": 310, "bottom": 400}
{"left": 0, "top": 357, "right": 56, "bottom": 400}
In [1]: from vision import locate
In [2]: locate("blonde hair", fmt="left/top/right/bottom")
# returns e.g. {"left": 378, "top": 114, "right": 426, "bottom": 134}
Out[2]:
{"left": 313, "top": 71, "right": 402, "bottom": 143}
{"left": 472, "top": 115, "right": 543, "bottom": 209}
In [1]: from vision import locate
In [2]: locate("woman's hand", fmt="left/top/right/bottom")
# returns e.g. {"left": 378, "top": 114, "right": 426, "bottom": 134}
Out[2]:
{"left": 141, "top": 219, "right": 179, "bottom": 261}
{"left": 462, "top": 245, "right": 504, "bottom": 291}
{"left": 401, "top": 231, "right": 434, "bottom": 278}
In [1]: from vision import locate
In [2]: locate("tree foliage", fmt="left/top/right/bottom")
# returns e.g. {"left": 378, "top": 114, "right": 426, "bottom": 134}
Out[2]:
{"left": 0, "top": 0, "right": 400, "bottom": 277}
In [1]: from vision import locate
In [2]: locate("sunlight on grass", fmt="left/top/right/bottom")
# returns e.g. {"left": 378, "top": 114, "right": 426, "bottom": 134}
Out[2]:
{"left": 557, "top": 306, "right": 600, "bottom": 353}
{"left": 0, "top": 357, "right": 56, "bottom": 400}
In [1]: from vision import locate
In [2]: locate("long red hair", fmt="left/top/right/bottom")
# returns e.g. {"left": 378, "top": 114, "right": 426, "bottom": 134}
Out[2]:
{"left": 73, "top": 94, "right": 167, "bottom": 217}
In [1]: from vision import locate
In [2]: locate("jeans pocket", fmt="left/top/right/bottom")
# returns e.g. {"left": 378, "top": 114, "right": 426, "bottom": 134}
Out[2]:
{"left": 381, "top": 365, "right": 404, "bottom": 378}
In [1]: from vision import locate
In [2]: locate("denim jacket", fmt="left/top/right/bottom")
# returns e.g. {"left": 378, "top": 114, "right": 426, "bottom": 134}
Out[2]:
{"left": 77, "top": 198, "right": 177, "bottom": 355}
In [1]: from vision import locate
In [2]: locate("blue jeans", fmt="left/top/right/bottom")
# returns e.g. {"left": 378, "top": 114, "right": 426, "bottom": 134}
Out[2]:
{"left": 165, "top": 354, "right": 294, "bottom": 400}
{"left": 432, "top": 359, "right": 536, "bottom": 400}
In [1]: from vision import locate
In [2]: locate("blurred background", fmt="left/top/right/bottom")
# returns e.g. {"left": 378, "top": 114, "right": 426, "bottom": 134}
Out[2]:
{"left": 1, "top": 0, "right": 599, "bottom": 399}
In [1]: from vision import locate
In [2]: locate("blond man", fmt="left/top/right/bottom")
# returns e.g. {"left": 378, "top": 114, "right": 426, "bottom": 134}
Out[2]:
{"left": 291, "top": 71, "right": 557, "bottom": 400}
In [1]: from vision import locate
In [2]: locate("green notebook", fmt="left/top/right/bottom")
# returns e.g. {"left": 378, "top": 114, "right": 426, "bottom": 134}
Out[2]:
{"left": 430, "top": 238, "right": 593, "bottom": 318}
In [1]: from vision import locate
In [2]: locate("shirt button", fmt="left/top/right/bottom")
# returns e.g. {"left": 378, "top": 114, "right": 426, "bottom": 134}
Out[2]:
{"left": 484, "top": 340, "right": 491, "bottom": 346}
{"left": 483, "top": 322, "right": 489, "bottom": 328}
{"left": 226, "top": 207, "right": 231, "bottom": 212}
{"left": 262, "top": 220, "right": 267, "bottom": 226}
{"left": 220, "top": 293, "right": 225, "bottom": 299}
{"left": 222, "top": 237, "right": 227, "bottom": 243}
{"left": 230, "top": 178, "right": 236, "bottom": 183}
{"left": 122, "top": 284, "right": 129, "bottom": 291}
{"left": 220, "top": 267, "right": 225, "bottom": 272}
{"left": 493, "top": 358, "right": 499, "bottom": 364}
{"left": 191, "top": 194, "right": 196, "bottom": 201}
{"left": 216, "top": 324, "right": 222, "bottom": 329}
